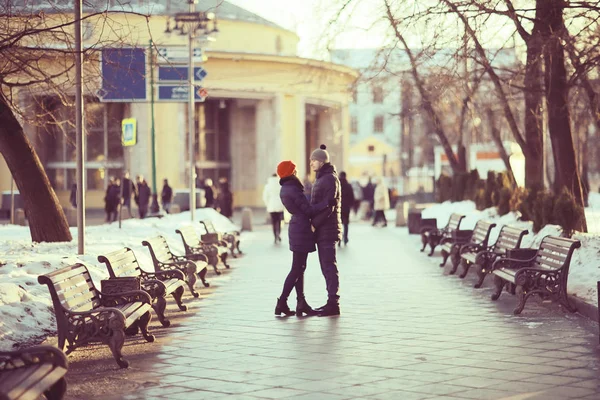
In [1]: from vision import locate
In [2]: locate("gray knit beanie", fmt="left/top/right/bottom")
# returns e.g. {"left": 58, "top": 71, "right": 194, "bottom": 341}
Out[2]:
{"left": 310, "top": 144, "right": 330, "bottom": 163}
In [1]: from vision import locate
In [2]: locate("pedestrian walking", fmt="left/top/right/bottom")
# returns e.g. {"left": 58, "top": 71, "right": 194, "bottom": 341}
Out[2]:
{"left": 362, "top": 177, "right": 375, "bottom": 220}
{"left": 275, "top": 160, "right": 330, "bottom": 317}
{"left": 351, "top": 180, "right": 362, "bottom": 216}
{"left": 161, "top": 179, "right": 173, "bottom": 214}
{"left": 309, "top": 144, "right": 342, "bottom": 317}
{"left": 203, "top": 178, "right": 215, "bottom": 208}
{"left": 339, "top": 171, "right": 355, "bottom": 246}
{"left": 137, "top": 177, "right": 151, "bottom": 219}
{"left": 373, "top": 177, "right": 390, "bottom": 227}
{"left": 262, "top": 173, "right": 285, "bottom": 244}
{"left": 104, "top": 178, "right": 120, "bottom": 223}
{"left": 216, "top": 179, "right": 233, "bottom": 219}
{"left": 120, "top": 172, "right": 135, "bottom": 218}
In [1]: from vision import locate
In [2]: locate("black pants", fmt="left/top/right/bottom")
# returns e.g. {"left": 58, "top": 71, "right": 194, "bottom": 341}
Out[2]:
{"left": 270, "top": 212, "right": 283, "bottom": 240}
{"left": 342, "top": 223, "right": 349, "bottom": 244}
{"left": 373, "top": 210, "right": 387, "bottom": 226}
{"left": 280, "top": 251, "right": 308, "bottom": 301}
{"left": 317, "top": 241, "right": 339, "bottom": 303}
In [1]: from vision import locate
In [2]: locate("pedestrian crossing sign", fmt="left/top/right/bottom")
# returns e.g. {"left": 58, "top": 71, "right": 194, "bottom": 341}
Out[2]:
{"left": 121, "top": 118, "right": 137, "bottom": 146}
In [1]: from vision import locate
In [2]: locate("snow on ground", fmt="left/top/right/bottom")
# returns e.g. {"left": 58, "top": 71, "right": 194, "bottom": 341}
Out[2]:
{"left": 420, "top": 200, "right": 600, "bottom": 308}
{"left": 0, "top": 209, "right": 249, "bottom": 351}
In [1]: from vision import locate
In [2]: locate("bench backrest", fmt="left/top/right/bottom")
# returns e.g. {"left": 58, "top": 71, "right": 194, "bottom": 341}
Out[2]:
{"left": 200, "top": 220, "right": 217, "bottom": 234}
{"left": 142, "top": 236, "right": 175, "bottom": 267}
{"left": 38, "top": 263, "right": 101, "bottom": 313}
{"left": 98, "top": 248, "right": 142, "bottom": 278}
{"left": 494, "top": 226, "right": 529, "bottom": 252}
{"left": 176, "top": 225, "right": 200, "bottom": 250}
{"left": 533, "top": 236, "right": 581, "bottom": 272}
{"left": 446, "top": 213, "right": 465, "bottom": 231}
{"left": 471, "top": 220, "right": 496, "bottom": 246}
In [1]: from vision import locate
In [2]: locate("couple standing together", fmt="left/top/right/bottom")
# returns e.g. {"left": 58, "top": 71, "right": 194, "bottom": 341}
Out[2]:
{"left": 274, "top": 144, "right": 341, "bottom": 317}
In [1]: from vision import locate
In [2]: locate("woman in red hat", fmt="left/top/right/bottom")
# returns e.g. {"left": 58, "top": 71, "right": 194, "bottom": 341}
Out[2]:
{"left": 275, "top": 160, "right": 331, "bottom": 317}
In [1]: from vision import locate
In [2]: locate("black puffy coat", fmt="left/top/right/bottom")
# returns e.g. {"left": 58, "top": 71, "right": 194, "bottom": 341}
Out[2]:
{"left": 340, "top": 177, "right": 355, "bottom": 225}
{"left": 310, "top": 163, "right": 342, "bottom": 243}
{"left": 280, "top": 175, "right": 327, "bottom": 253}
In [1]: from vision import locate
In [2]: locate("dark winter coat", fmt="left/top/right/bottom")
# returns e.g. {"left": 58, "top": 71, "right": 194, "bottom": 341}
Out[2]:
{"left": 217, "top": 183, "right": 233, "bottom": 218}
{"left": 105, "top": 184, "right": 120, "bottom": 212}
{"left": 280, "top": 175, "right": 328, "bottom": 253}
{"left": 121, "top": 178, "right": 134, "bottom": 206}
{"left": 137, "top": 182, "right": 151, "bottom": 210}
{"left": 310, "top": 163, "right": 342, "bottom": 243}
{"left": 161, "top": 184, "right": 173, "bottom": 204}
{"left": 204, "top": 185, "right": 215, "bottom": 208}
{"left": 363, "top": 181, "right": 375, "bottom": 203}
{"left": 340, "top": 177, "right": 355, "bottom": 225}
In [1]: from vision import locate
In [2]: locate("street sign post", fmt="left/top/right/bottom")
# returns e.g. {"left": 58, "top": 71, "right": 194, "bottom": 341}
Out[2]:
{"left": 157, "top": 85, "right": 208, "bottom": 102}
{"left": 157, "top": 47, "right": 205, "bottom": 63}
{"left": 158, "top": 66, "right": 208, "bottom": 82}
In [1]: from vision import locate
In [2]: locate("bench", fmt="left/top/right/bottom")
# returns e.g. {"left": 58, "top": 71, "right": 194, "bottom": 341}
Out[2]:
{"left": 198, "top": 221, "right": 235, "bottom": 261}
{"left": 98, "top": 248, "right": 188, "bottom": 328}
{"left": 446, "top": 220, "right": 496, "bottom": 274}
{"left": 490, "top": 236, "right": 581, "bottom": 315}
{"left": 200, "top": 220, "right": 242, "bottom": 258}
{"left": 0, "top": 346, "right": 68, "bottom": 400}
{"left": 176, "top": 225, "right": 229, "bottom": 275}
{"left": 420, "top": 213, "right": 465, "bottom": 256}
{"left": 438, "top": 219, "right": 491, "bottom": 268}
{"left": 38, "top": 264, "right": 154, "bottom": 368}
{"left": 142, "top": 235, "right": 210, "bottom": 297}
{"left": 464, "top": 225, "right": 529, "bottom": 288}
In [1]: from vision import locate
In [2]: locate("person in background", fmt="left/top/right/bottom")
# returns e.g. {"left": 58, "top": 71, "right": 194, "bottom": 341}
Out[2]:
{"left": 362, "top": 177, "right": 375, "bottom": 220}
{"left": 161, "top": 179, "right": 173, "bottom": 214}
{"left": 263, "top": 173, "right": 285, "bottom": 243}
{"left": 69, "top": 183, "right": 77, "bottom": 209}
{"left": 204, "top": 178, "right": 215, "bottom": 208}
{"left": 137, "top": 177, "right": 151, "bottom": 219}
{"left": 351, "top": 180, "right": 362, "bottom": 216}
{"left": 121, "top": 171, "right": 135, "bottom": 218}
{"left": 339, "top": 171, "right": 355, "bottom": 246}
{"left": 373, "top": 177, "right": 390, "bottom": 227}
{"left": 217, "top": 179, "right": 233, "bottom": 219}
{"left": 105, "top": 178, "right": 120, "bottom": 223}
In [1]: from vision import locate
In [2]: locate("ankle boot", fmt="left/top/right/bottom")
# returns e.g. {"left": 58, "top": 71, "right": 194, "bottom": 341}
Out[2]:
{"left": 318, "top": 302, "right": 340, "bottom": 317}
{"left": 275, "top": 298, "right": 295, "bottom": 316}
{"left": 296, "top": 298, "right": 317, "bottom": 317}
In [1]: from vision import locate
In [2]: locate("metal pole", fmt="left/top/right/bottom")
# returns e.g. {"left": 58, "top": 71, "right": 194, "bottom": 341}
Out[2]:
{"left": 75, "top": 0, "right": 86, "bottom": 254}
{"left": 188, "top": 0, "right": 196, "bottom": 220}
{"left": 9, "top": 177, "right": 14, "bottom": 225}
{"left": 150, "top": 39, "right": 160, "bottom": 214}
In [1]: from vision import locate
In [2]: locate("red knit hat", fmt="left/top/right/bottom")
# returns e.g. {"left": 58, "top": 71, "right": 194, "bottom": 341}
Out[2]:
{"left": 277, "top": 160, "right": 296, "bottom": 178}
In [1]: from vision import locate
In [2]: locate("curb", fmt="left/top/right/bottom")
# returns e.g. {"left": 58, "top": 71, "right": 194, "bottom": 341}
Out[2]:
{"left": 570, "top": 294, "right": 599, "bottom": 323}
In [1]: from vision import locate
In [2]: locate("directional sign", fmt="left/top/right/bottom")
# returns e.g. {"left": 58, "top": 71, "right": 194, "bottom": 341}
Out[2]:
{"left": 121, "top": 118, "right": 137, "bottom": 146}
{"left": 157, "top": 47, "right": 205, "bottom": 63}
{"left": 157, "top": 85, "right": 208, "bottom": 102}
{"left": 158, "top": 66, "right": 208, "bottom": 82}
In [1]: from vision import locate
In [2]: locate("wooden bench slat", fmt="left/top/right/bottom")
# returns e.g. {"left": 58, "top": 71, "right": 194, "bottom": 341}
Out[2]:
{"left": 63, "top": 290, "right": 100, "bottom": 311}
{"left": 6, "top": 364, "right": 53, "bottom": 400}
{"left": 20, "top": 366, "right": 67, "bottom": 400}
{"left": 47, "top": 264, "right": 89, "bottom": 282}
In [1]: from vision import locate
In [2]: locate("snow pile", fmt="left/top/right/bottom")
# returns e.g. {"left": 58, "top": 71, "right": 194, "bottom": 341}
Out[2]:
{"left": 420, "top": 200, "right": 600, "bottom": 308}
{"left": 0, "top": 209, "right": 245, "bottom": 351}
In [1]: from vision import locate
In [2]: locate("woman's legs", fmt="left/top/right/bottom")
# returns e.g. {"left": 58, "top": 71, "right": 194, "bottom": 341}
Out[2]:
{"left": 280, "top": 252, "right": 308, "bottom": 301}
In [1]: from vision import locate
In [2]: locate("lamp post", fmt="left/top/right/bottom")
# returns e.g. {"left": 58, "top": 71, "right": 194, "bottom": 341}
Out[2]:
{"left": 164, "top": 0, "right": 217, "bottom": 221}
{"left": 74, "top": 0, "right": 85, "bottom": 254}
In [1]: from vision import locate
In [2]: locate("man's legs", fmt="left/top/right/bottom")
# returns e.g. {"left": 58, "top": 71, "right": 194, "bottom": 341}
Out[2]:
{"left": 343, "top": 223, "right": 349, "bottom": 245}
{"left": 317, "top": 241, "right": 340, "bottom": 316}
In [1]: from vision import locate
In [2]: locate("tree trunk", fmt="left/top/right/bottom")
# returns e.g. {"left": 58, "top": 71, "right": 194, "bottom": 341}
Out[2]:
{"left": 487, "top": 109, "right": 516, "bottom": 186}
{"left": 539, "top": 0, "right": 587, "bottom": 231}
{"left": 523, "top": 11, "right": 545, "bottom": 191}
{"left": 0, "top": 94, "right": 72, "bottom": 242}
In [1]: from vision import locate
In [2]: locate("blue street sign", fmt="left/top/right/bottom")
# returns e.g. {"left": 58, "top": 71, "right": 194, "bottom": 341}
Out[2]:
{"left": 158, "top": 66, "right": 208, "bottom": 82}
{"left": 99, "top": 48, "right": 147, "bottom": 102}
{"left": 157, "top": 85, "right": 208, "bottom": 102}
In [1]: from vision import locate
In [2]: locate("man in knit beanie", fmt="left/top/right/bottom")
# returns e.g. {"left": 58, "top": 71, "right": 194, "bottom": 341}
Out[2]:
{"left": 309, "top": 144, "right": 342, "bottom": 316}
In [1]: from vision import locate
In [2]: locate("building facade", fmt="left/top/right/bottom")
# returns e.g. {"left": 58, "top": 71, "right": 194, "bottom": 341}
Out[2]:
{"left": 0, "top": 0, "right": 357, "bottom": 209}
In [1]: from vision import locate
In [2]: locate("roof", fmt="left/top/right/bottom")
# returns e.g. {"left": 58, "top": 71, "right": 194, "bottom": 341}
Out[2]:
{"left": 15, "top": 0, "right": 287, "bottom": 31}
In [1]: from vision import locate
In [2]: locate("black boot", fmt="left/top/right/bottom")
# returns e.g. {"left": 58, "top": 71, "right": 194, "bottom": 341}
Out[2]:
{"left": 318, "top": 302, "right": 340, "bottom": 317}
{"left": 275, "top": 298, "right": 295, "bottom": 316}
{"left": 296, "top": 298, "right": 317, "bottom": 317}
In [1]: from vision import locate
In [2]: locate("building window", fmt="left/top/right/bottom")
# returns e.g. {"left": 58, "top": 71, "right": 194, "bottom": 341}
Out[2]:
{"left": 351, "top": 116, "right": 358, "bottom": 134}
{"left": 368, "top": 145, "right": 375, "bottom": 152}
{"left": 373, "top": 86, "right": 384, "bottom": 103}
{"left": 374, "top": 115, "right": 384, "bottom": 133}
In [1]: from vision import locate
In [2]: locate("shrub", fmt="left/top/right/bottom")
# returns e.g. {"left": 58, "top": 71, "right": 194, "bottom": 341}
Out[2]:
{"left": 451, "top": 172, "right": 469, "bottom": 202}
{"left": 532, "top": 190, "right": 556, "bottom": 232}
{"left": 553, "top": 187, "right": 585, "bottom": 237}
{"left": 497, "top": 187, "right": 512, "bottom": 216}
{"left": 464, "top": 169, "right": 480, "bottom": 201}
{"left": 484, "top": 171, "right": 496, "bottom": 208}
{"left": 474, "top": 180, "right": 487, "bottom": 210}
{"left": 509, "top": 187, "right": 529, "bottom": 217}
{"left": 436, "top": 174, "right": 453, "bottom": 203}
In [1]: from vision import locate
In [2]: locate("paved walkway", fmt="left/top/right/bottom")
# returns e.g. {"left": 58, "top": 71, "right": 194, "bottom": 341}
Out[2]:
{"left": 63, "top": 222, "right": 600, "bottom": 400}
